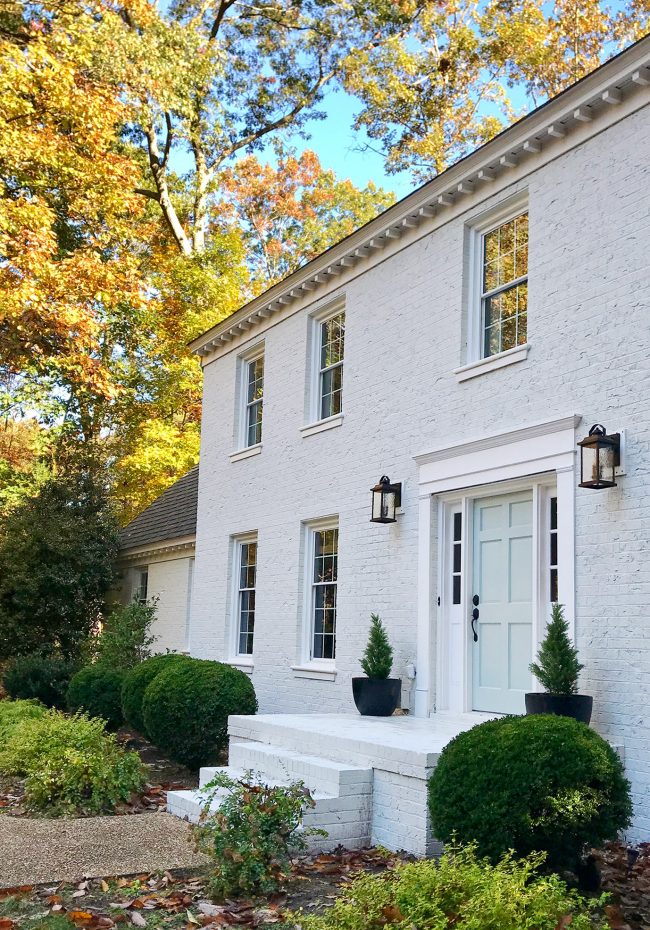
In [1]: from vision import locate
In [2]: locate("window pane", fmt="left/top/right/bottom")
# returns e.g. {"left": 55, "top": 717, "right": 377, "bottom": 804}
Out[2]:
{"left": 247, "top": 400, "right": 263, "bottom": 446}
{"left": 247, "top": 356, "right": 264, "bottom": 403}
{"left": 320, "top": 313, "right": 345, "bottom": 369}
{"left": 453, "top": 575, "right": 461, "bottom": 605}
{"left": 237, "top": 539, "right": 257, "bottom": 655}
{"left": 453, "top": 512, "right": 462, "bottom": 542}
{"left": 320, "top": 364, "right": 343, "bottom": 420}
{"left": 312, "top": 528, "right": 338, "bottom": 660}
{"left": 550, "top": 496, "right": 557, "bottom": 531}
{"left": 483, "top": 281, "right": 527, "bottom": 357}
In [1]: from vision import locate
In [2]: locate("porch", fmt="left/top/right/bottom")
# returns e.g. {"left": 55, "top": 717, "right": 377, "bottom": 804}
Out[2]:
{"left": 167, "top": 711, "right": 493, "bottom": 856}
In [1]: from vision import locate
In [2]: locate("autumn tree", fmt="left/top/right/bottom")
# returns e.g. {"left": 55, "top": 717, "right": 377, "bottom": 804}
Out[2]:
{"left": 345, "top": 0, "right": 650, "bottom": 179}
{"left": 220, "top": 148, "right": 394, "bottom": 290}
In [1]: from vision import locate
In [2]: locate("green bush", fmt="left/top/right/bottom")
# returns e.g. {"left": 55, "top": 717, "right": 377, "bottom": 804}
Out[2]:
{"left": 0, "top": 705, "right": 145, "bottom": 815}
{"left": 142, "top": 658, "right": 257, "bottom": 769}
{"left": 0, "top": 698, "right": 47, "bottom": 743}
{"left": 121, "top": 653, "right": 190, "bottom": 736}
{"left": 195, "top": 771, "right": 323, "bottom": 900}
{"left": 360, "top": 613, "right": 393, "bottom": 679}
{"left": 2, "top": 654, "right": 78, "bottom": 708}
{"left": 428, "top": 715, "right": 632, "bottom": 872}
{"left": 91, "top": 600, "right": 158, "bottom": 671}
{"left": 67, "top": 666, "right": 125, "bottom": 729}
{"left": 530, "top": 603, "right": 583, "bottom": 694}
{"left": 296, "top": 845, "right": 606, "bottom": 930}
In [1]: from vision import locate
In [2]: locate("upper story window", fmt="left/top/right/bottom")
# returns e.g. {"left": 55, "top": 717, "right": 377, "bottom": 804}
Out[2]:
{"left": 481, "top": 211, "right": 528, "bottom": 358}
{"left": 319, "top": 311, "right": 345, "bottom": 420}
{"left": 245, "top": 353, "right": 264, "bottom": 447}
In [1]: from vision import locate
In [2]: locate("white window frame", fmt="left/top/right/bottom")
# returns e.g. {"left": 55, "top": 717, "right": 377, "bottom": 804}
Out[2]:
{"left": 234, "top": 343, "right": 265, "bottom": 456}
{"left": 229, "top": 533, "right": 258, "bottom": 662}
{"left": 295, "top": 518, "right": 339, "bottom": 674}
{"left": 303, "top": 299, "right": 345, "bottom": 432}
{"left": 459, "top": 192, "right": 530, "bottom": 381}
{"left": 134, "top": 568, "right": 148, "bottom": 604}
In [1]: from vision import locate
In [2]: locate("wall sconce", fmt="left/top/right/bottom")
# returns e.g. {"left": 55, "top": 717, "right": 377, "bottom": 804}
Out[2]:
{"left": 370, "top": 475, "right": 402, "bottom": 523}
{"left": 578, "top": 424, "right": 621, "bottom": 489}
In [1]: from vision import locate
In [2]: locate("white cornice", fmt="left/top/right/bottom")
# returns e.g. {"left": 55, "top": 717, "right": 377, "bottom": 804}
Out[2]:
{"left": 414, "top": 415, "right": 582, "bottom": 466}
{"left": 191, "top": 38, "right": 650, "bottom": 360}
{"left": 118, "top": 537, "right": 196, "bottom": 564}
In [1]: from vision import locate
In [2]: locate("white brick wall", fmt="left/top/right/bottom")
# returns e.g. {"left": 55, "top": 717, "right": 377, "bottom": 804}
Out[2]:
{"left": 190, "top": 102, "right": 650, "bottom": 840}
{"left": 115, "top": 552, "right": 193, "bottom": 654}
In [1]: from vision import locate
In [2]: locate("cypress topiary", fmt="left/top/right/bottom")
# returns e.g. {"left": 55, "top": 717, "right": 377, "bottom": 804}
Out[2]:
{"left": 530, "top": 603, "right": 583, "bottom": 694}
{"left": 360, "top": 613, "right": 393, "bottom": 679}
{"left": 142, "top": 658, "right": 257, "bottom": 769}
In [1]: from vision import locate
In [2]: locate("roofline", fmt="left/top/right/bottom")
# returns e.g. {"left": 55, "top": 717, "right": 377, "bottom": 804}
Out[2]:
{"left": 190, "top": 35, "right": 650, "bottom": 357}
{"left": 117, "top": 535, "right": 196, "bottom": 562}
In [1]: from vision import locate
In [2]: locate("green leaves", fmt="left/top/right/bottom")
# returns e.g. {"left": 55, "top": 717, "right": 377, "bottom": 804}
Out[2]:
{"left": 360, "top": 614, "right": 394, "bottom": 680}
{"left": 530, "top": 603, "right": 584, "bottom": 695}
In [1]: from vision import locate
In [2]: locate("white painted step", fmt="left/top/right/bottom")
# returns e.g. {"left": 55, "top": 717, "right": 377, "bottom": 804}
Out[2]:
{"left": 202, "top": 742, "right": 372, "bottom": 797}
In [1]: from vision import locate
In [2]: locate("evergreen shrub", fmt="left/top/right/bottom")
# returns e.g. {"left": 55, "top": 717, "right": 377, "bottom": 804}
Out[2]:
{"left": 142, "top": 658, "right": 257, "bottom": 768}
{"left": 428, "top": 714, "right": 632, "bottom": 872}
{"left": 121, "top": 652, "right": 190, "bottom": 735}
{"left": 67, "top": 666, "right": 125, "bottom": 729}
{"left": 2, "top": 654, "right": 77, "bottom": 708}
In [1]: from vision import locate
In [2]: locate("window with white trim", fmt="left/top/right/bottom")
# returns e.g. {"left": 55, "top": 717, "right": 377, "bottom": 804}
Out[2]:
{"left": 549, "top": 496, "right": 558, "bottom": 603}
{"left": 236, "top": 537, "right": 257, "bottom": 655}
{"left": 310, "top": 525, "right": 338, "bottom": 660}
{"left": 480, "top": 211, "right": 528, "bottom": 357}
{"left": 318, "top": 311, "right": 345, "bottom": 420}
{"left": 135, "top": 569, "right": 148, "bottom": 604}
{"left": 244, "top": 353, "right": 264, "bottom": 447}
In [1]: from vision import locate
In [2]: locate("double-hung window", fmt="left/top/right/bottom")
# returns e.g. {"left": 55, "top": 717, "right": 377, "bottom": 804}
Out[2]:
{"left": 318, "top": 311, "right": 345, "bottom": 420}
{"left": 481, "top": 211, "right": 528, "bottom": 358}
{"left": 135, "top": 569, "right": 148, "bottom": 604}
{"left": 310, "top": 525, "right": 338, "bottom": 660}
{"left": 236, "top": 538, "right": 257, "bottom": 656}
{"left": 244, "top": 353, "right": 264, "bottom": 447}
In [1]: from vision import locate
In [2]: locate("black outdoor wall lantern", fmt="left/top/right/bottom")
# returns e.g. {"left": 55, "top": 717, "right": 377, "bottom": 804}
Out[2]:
{"left": 578, "top": 424, "right": 621, "bottom": 489}
{"left": 370, "top": 475, "right": 402, "bottom": 523}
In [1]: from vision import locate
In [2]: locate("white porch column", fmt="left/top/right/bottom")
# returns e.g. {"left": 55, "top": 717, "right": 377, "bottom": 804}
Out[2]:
{"left": 414, "top": 494, "right": 434, "bottom": 717}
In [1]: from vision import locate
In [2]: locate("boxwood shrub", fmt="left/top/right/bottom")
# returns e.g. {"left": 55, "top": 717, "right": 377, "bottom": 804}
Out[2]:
{"left": 121, "top": 653, "right": 191, "bottom": 736}
{"left": 428, "top": 714, "right": 632, "bottom": 872}
{"left": 2, "top": 653, "right": 78, "bottom": 709}
{"left": 142, "top": 658, "right": 257, "bottom": 768}
{"left": 67, "top": 666, "right": 125, "bottom": 729}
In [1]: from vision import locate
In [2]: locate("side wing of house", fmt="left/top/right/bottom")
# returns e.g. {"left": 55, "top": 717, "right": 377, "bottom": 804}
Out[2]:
{"left": 113, "top": 466, "right": 198, "bottom": 653}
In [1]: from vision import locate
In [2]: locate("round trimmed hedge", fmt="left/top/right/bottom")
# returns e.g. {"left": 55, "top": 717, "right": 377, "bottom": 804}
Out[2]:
{"left": 3, "top": 654, "right": 77, "bottom": 709}
{"left": 67, "top": 666, "right": 125, "bottom": 729}
{"left": 428, "top": 714, "right": 632, "bottom": 871}
{"left": 121, "top": 653, "right": 191, "bottom": 736}
{"left": 142, "top": 658, "right": 257, "bottom": 769}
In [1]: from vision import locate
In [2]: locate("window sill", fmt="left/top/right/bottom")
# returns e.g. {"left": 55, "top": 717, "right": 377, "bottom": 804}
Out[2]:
{"left": 454, "top": 343, "right": 529, "bottom": 383}
{"left": 230, "top": 443, "right": 262, "bottom": 463}
{"left": 230, "top": 659, "right": 254, "bottom": 675}
{"left": 291, "top": 663, "right": 337, "bottom": 681}
{"left": 300, "top": 414, "right": 344, "bottom": 438}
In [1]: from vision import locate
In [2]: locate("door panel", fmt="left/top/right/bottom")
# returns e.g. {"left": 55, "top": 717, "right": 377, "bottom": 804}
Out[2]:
{"left": 472, "top": 491, "right": 533, "bottom": 714}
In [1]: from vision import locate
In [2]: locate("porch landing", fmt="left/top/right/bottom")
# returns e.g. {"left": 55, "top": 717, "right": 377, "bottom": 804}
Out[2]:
{"left": 167, "top": 711, "right": 493, "bottom": 857}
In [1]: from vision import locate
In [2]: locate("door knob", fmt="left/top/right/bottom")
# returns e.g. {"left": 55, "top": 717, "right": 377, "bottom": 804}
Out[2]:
{"left": 471, "top": 606, "right": 479, "bottom": 642}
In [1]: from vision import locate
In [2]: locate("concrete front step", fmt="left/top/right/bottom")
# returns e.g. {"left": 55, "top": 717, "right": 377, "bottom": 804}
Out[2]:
{"left": 206, "top": 742, "right": 373, "bottom": 797}
{"left": 168, "top": 754, "right": 373, "bottom": 852}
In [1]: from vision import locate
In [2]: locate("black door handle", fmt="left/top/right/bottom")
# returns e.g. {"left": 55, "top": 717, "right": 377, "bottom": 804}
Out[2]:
{"left": 471, "top": 606, "right": 479, "bottom": 642}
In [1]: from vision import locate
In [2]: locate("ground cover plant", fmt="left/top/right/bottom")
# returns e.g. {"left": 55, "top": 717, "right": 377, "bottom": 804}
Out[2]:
{"left": 195, "top": 770, "right": 324, "bottom": 900}
{"left": 295, "top": 845, "right": 607, "bottom": 930}
{"left": 142, "top": 658, "right": 257, "bottom": 769}
{"left": 0, "top": 701, "right": 144, "bottom": 815}
{"left": 67, "top": 667, "right": 125, "bottom": 730}
{"left": 428, "top": 714, "right": 632, "bottom": 874}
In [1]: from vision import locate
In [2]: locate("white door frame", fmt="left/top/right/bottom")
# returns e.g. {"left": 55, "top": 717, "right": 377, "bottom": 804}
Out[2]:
{"left": 413, "top": 414, "right": 580, "bottom": 718}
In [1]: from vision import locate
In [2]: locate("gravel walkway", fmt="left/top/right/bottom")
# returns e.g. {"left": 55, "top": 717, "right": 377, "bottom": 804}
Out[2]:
{"left": 0, "top": 813, "right": 209, "bottom": 888}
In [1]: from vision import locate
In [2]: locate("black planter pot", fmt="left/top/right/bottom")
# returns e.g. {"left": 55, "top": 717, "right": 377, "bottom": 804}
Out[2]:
{"left": 525, "top": 692, "right": 593, "bottom": 724}
{"left": 352, "top": 678, "right": 402, "bottom": 717}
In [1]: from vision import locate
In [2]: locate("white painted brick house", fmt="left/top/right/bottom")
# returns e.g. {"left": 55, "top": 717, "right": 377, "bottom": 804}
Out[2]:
{"left": 168, "top": 38, "right": 650, "bottom": 852}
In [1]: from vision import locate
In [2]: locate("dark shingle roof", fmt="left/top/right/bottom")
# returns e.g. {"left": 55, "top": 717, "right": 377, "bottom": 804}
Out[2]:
{"left": 118, "top": 466, "right": 199, "bottom": 552}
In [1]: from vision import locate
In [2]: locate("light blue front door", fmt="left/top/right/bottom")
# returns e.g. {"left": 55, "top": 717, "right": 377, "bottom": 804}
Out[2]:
{"left": 472, "top": 491, "right": 533, "bottom": 714}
